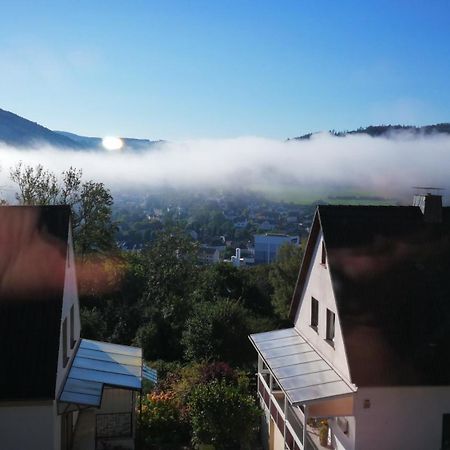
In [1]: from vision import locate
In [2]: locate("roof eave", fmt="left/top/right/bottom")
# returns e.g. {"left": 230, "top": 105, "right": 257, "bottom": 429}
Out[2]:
{"left": 288, "top": 207, "right": 321, "bottom": 322}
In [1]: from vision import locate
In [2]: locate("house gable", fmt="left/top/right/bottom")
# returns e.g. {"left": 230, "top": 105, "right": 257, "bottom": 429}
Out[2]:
{"left": 295, "top": 204, "right": 450, "bottom": 387}
{"left": 55, "top": 222, "right": 82, "bottom": 397}
{"left": 292, "top": 215, "right": 352, "bottom": 382}
{"left": 0, "top": 206, "right": 70, "bottom": 401}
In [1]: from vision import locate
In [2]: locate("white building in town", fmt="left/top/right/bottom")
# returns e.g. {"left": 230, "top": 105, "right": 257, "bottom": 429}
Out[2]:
{"left": 254, "top": 233, "right": 300, "bottom": 264}
{"left": 250, "top": 194, "right": 450, "bottom": 450}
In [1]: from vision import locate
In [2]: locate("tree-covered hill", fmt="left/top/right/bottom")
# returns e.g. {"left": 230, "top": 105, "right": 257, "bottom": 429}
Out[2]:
{"left": 291, "top": 123, "right": 450, "bottom": 140}
{"left": 0, "top": 107, "right": 159, "bottom": 150}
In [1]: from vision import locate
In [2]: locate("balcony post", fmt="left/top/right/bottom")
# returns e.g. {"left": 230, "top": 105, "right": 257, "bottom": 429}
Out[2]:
{"left": 303, "top": 404, "right": 308, "bottom": 450}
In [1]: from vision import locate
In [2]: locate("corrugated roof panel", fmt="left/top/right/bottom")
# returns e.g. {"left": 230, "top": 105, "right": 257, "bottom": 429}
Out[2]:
{"left": 69, "top": 367, "right": 141, "bottom": 390}
{"left": 77, "top": 347, "right": 142, "bottom": 367}
{"left": 80, "top": 339, "right": 142, "bottom": 357}
{"left": 257, "top": 335, "right": 303, "bottom": 350}
{"left": 288, "top": 380, "right": 352, "bottom": 404}
{"left": 59, "top": 391, "right": 101, "bottom": 406}
{"left": 273, "top": 360, "right": 330, "bottom": 380}
{"left": 260, "top": 343, "right": 311, "bottom": 359}
{"left": 269, "top": 351, "right": 321, "bottom": 368}
{"left": 250, "top": 328, "right": 300, "bottom": 343}
{"left": 74, "top": 356, "right": 141, "bottom": 377}
{"left": 281, "top": 370, "right": 341, "bottom": 391}
{"left": 63, "top": 377, "right": 103, "bottom": 397}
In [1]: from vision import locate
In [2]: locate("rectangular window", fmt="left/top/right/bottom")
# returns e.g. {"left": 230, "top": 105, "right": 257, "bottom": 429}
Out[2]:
{"left": 70, "top": 305, "right": 75, "bottom": 349}
{"left": 321, "top": 241, "right": 326, "bottom": 265}
{"left": 311, "top": 297, "right": 319, "bottom": 330}
{"left": 326, "top": 309, "right": 335, "bottom": 343}
{"left": 62, "top": 318, "right": 69, "bottom": 367}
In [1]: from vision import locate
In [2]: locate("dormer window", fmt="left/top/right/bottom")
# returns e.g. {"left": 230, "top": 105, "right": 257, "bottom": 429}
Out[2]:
{"left": 321, "top": 241, "right": 326, "bottom": 265}
{"left": 311, "top": 297, "right": 319, "bottom": 331}
{"left": 326, "top": 309, "right": 335, "bottom": 344}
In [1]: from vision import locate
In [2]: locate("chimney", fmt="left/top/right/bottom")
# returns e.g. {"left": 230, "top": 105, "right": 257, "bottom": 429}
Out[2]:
{"left": 413, "top": 192, "right": 442, "bottom": 223}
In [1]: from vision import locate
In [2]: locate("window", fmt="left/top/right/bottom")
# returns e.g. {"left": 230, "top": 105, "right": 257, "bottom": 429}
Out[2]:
{"left": 70, "top": 305, "right": 76, "bottom": 349}
{"left": 62, "top": 318, "right": 69, "bottom": 367}
{"left": 326, "top": 309, "right": 335, "bottom": 343}
{"left": 311, "top": 297, "right": 319, "bottom": 331}
{"left": 321, "top": 241, "right": 326, "bottom": 265}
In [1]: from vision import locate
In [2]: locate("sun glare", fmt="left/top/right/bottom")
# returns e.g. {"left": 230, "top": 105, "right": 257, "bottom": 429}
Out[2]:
{"left": 102, "top": 136, "right": 123, "bottom": 151}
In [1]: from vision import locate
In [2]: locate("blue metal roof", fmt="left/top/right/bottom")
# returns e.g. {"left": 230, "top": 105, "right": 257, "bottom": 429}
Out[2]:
{"left": 58, "top": 338, "right": 143, "bottom": 413}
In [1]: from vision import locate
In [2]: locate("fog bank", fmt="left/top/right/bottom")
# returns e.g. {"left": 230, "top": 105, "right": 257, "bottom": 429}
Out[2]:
{"left": 1, "top": 132, "right": 449, "bottom": 201}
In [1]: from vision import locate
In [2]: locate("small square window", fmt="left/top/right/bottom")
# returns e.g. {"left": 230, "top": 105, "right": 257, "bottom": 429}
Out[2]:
{"left": 326, "top": 309, "right": 335, "bottom": 343}
{"left": 311, "top": 297, "right": 319, "bottom": 331}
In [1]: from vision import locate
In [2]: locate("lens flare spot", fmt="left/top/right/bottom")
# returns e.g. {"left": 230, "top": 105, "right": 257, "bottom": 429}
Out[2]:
{"left": 102, "top": 136, "right": 123, "bottom": 151}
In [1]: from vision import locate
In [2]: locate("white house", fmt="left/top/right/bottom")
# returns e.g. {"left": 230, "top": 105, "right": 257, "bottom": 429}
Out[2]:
{"left": 250, "top": 194, "right": 450, "bottom": 450}
{"left": 0, "top": 206, "right": 152, "bottom": 450}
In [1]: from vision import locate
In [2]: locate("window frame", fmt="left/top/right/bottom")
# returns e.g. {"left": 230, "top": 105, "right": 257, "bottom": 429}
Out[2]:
{"left": 321, "top": 241, "right": 327, "bottom": 265}
{"left": 62, "top": 318, "right": 69, "bottom": 367}
{"left": 310, "top": 297, "right": 319, "bottom": 331}
{"left": 70, "top": 305, "right": 76, "bottom": 349}
{"left": 326, "top": 308, "right": 335, "bottom": 345}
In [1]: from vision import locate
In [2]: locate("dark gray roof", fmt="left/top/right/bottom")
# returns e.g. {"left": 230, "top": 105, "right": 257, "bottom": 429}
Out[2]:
{"left": 290, "top": 205, "right": 450, "bottom": 387}
{"left": 0, "top": 206, "right": 70, "bottom": 400}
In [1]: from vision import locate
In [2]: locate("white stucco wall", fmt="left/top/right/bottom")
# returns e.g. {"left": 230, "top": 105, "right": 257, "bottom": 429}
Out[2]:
{"left": 55, "top": 223, "right": 81, "bottom": 397}
{"left": 293, "top": 231, "right": 351, "bottom": 381}
{"left": 354, "top": 386, "right": 450, "bottom": 450}
{"left": 0, "top": 402, "right": 55, "bottom": 450}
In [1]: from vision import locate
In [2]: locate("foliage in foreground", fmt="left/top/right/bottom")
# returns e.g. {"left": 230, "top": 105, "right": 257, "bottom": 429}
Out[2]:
{"left": 137, "top": 362, "right": 260, "bottom": 450}
{"left": 189, "top": 380, "right": 260, "bottom": 450}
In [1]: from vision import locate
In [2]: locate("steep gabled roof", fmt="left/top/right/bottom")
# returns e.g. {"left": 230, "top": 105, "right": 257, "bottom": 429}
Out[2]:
{"left": 290, "top": 205, "right": 450, "bottom": 387}
{"left": 0, "top": 206, "right": 70, "bottom": 400}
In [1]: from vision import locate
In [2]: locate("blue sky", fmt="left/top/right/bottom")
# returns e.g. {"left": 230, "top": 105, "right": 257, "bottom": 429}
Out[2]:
{"left": 0, "top": 0, "right": 449, "bottom": 139}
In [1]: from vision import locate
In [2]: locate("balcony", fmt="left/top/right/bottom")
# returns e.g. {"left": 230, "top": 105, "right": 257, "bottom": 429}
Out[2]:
{"left": 257, "top": 373, "right": 332, "bottom": 450}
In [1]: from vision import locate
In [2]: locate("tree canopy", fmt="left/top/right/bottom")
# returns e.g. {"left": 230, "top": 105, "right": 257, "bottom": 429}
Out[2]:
{"left": 9, "top": 162, "right": 116, "bottom": 256}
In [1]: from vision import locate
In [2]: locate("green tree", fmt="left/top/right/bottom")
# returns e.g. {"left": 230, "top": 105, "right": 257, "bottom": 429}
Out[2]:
{"left": 188, "top": 380, "right": 260, "bottom": 450}
{"left": 182, "top": 299, "right": 253, "bottom": 366}
{"left": 9, "top": 163, "right": 116, "bottom": 256}
{"left": 269, "top": 242, "right": 304, "bottom": 319}
{"left": 136, "top": 229, "right": 199, "bottom": 360}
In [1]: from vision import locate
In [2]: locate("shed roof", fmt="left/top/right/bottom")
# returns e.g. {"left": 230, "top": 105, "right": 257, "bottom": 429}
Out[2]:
{"left": 58, "top": 338, "right": 142, "bottom": 413}
{"left": 0, "top": 205, "right": 70, "bottom": 400}
{"left": 290, "top": 205, "right": 450, "bottom": 386}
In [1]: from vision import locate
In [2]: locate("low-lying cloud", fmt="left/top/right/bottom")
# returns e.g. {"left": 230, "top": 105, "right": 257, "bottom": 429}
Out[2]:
{"left": 1, "top": 132, "right": 450, "bottom": 201}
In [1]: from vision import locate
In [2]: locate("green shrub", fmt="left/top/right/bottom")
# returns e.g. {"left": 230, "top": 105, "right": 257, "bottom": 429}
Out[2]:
{"left": 188, "top": 380, "right": 260, "bottom": 450}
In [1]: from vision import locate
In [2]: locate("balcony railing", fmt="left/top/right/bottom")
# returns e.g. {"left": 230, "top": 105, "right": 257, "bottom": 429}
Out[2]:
{"left": 257, "top": 373, "right": 320, "bottom": 450}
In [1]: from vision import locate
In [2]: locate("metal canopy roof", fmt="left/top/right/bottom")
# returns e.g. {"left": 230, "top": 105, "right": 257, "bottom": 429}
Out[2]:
{"left": 58, "top": 339, "right": 142, "bottom": 413}
{"left": 249, "top": 328, "right": 356, "bottom": 405}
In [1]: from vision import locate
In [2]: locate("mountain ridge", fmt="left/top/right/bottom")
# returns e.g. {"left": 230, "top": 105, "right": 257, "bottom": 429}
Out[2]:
{"left": 1, "top": 107, "right": 449, "bottom": 148}
{"left": 0, "top": 108, "right": 159, "bottom": 151}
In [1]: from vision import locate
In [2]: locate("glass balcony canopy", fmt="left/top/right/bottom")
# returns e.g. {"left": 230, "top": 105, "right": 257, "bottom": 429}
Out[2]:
{"left": 249, "top": 328, "right": 356, "bottom": 405}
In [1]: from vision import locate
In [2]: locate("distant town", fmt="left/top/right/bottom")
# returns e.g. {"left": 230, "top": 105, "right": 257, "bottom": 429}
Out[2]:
{"left": 113, "top": 189, "right": 316, "bottom": 264}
